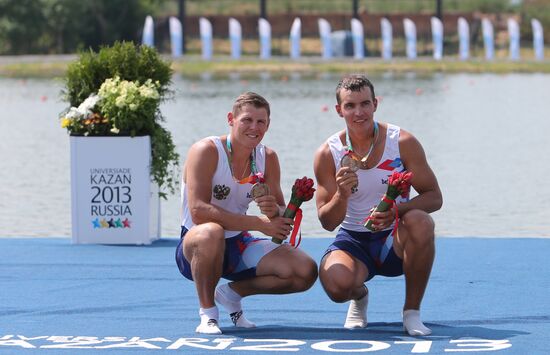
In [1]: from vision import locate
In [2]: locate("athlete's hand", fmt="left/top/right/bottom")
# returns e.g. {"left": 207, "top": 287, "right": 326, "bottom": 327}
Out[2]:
{"left": 335, "top": 166, "right": 358, "bottom": 198}
{"left": 259, "top": 215, "right": 293, "bottom": 241}
{"left": 255, "top": 195, "right": 279, "bottom": 219}
{"left": 368, "top": 204, "right": 397, "bottom": 231}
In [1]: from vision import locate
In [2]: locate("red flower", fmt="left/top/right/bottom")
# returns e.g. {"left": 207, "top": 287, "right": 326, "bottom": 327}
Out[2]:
{"left": 272, "top": 176, "right": 315, "bottom": 244}
{"left": 388, "top": 170, "right": 413, "bottom": 198}
{"left": 292, "top": 176, "right": 315, "bottom": 202}
{"left": 364, "top": 171, "right": 413, "bottom": 231}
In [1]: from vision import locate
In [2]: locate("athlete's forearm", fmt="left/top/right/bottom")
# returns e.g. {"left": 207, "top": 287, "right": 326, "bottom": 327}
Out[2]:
{"left": 190, "top": 201, "right": 264, "bottom": 232}
{"left": 318, "top": 192, "right": 349, "bottom": 231}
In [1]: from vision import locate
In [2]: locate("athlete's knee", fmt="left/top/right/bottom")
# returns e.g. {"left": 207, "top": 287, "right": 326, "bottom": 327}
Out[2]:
{"left": 184, "top": 223, "right": 225, "bottom": 257}
{"left": 324, "top": 285, "right": 353, "bottom": 303}
{"left": 196, "top": 223, "right": 225, "bottom": 242}
{"left": 292, "top": 257, "right": 318, "bottom": 291}
{"left": 320, "top": 274, "right": 355, "bottom": 303}
{"left": 401, "top": 210, "right": 435, "bottom": 244}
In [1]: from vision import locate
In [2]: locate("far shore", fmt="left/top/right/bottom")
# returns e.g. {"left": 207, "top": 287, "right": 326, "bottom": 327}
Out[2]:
{"left": 1, "top": 54, "right": 549, "bottom": 78}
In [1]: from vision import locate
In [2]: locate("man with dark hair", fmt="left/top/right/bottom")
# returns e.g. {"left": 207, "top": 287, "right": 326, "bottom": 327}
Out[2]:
{"left": 176, "top": 92, "right": 317, "bottom": 334}
{"left": 314, "top": 75, "right": 442, "bottom": 335}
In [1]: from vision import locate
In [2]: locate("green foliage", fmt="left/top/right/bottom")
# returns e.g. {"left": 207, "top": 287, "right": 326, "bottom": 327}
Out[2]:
{"left": 177, "top": 0, "right": 521, "bottom": 16}
{"left": 0, "top": 0, "right": 47, "bottom": 54}
{"left": 0, "top": 0, "right": 160, "bottom": 55}
{"left": 64, "top": 41, "right": 172, "bottom": 107}
{"left": 61, "top": 42, "right": 179, "bottom": 197}
{"left": 521, "top": 0, "right": 550, "bottom": 41}
{"left": 151, "top": 123, "right": 180, "bottom": 199}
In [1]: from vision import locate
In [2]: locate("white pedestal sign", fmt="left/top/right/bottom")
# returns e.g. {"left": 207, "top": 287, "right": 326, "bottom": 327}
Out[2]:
{"left": 70, "top": 136, "right": 160, "bottom": 244}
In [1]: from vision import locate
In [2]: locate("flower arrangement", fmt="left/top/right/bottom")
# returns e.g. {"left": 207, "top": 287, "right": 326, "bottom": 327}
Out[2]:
{"left": 61, "top": 77, "right": 160, "bottom": 136}
{"left": 60, "top": 42, "right": 179, "bottom": 198}
{"left": 272, "top": 177, "right": 316, "bottom": 244}
{"left": 364, "top": 171, "right": 413, "bottom": 231}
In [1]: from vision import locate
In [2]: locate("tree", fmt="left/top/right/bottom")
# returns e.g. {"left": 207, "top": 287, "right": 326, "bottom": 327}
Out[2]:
{"left": 0, "top": 0, "right": 160, "bottom": 54}
{"left": 0, "top": 0, "right": 47, "bottom": 54}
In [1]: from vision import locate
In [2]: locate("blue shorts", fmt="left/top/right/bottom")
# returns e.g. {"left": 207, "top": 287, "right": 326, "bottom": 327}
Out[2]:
{"left": 175, "top": 226, "right": 280, "bottom": 282}
{"left": 324, "top": 228, "right": 403, "bottom": 282}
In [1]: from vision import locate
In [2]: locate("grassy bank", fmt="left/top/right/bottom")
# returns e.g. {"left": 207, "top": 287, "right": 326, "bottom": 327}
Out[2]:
{"left": 172, "top": 57, "right": 550, "bottom": 78}
{"left": 1, "top": 55, "right": 550, "bottom": 79}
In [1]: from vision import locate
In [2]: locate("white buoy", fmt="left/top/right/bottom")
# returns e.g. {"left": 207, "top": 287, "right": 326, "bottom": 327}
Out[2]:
{"left": 169, "top": 17, "right": 183, "bottom": 58}
{"left": 403, "top": 18, "right": 417, "bottom": 59}
{"left": 380, "top": 18, "right": 393, "bottom": 60}
{"left": 229, "top": 18, "right": 242, "bottom": 60}
{"left": 458, "top": 17, "right": 470, "bottom": 60}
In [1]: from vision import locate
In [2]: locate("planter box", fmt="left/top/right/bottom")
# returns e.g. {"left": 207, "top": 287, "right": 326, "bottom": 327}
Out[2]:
{"left": 70, "top": 136, "right": 160, "bottom": 245}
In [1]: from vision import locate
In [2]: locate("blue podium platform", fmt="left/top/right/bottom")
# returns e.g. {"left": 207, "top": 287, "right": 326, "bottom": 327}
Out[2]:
{"left": 1, "top": 237, "right": 548, "bottom": 354}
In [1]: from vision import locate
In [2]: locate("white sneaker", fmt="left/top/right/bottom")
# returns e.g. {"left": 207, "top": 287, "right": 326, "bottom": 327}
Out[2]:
{"left": 215, "top": 285, "right": 256, "bottom": 328}
{"left": 403, "top": 309, "right": 432, "bottom": 336}
{"left": 229, "top": 310, "right": 256, "bottom": 328}
{"left": 344, "top": 290, "right": 369, "bottom": 329}
{"left": 195, "top": 318, "right": 222, "bottom": 334}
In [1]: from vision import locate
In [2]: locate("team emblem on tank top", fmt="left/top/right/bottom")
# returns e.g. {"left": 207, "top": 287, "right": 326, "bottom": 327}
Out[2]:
{"left": 213, "top": 184, "right": 231, "bottom": 200}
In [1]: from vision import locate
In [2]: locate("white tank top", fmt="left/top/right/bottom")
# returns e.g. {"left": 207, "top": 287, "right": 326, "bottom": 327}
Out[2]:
{"left": 181, "top": 136, "right": 267, "bottom": 238}
{"left": 327, "top": 123, "right": 408, "bottom": 232}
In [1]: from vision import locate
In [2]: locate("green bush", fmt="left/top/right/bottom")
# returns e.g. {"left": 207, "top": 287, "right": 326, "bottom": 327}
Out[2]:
{"left": 64, "top": 41, "right": 173, "bottom": 106}
{"left": 60, "top": 41, "right": 179, "bottom": 198}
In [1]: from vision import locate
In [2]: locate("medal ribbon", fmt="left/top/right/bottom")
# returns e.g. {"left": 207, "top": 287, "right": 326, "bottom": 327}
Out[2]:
{"left": 345, "top": 121, "right": 379, "bottom": 165}
{"left": 288, "top": 207, "right": 303, "bottom": 248}
{"left": 236, "top": 172, "right": 265, "bottom": 185}
{"left": 226, "top": 134, "right": 259, "bottom": 184}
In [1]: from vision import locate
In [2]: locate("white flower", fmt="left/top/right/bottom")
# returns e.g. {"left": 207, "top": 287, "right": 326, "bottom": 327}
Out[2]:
{"left": 79, "top": 94, "right": 100, "bottom": 112}
{"left": 65, "top": 107, "right": 82, "bottom": 120}
{"left": 110, "top": 126, "right": 120, "bottom": 134}
{"left": 139, "top": 85, "right": 158, "bottom": 99}
{"left": 96, "top": 76, "right": 160, "bottom": 116}
{"left": 115, "top": 96, "right": 126, "bottom": 108}
{"left": 70, "top": 93, "right": 100, "bottom": 119}
{"left": 99, "top": 77, "right": 120, "bottom": 97}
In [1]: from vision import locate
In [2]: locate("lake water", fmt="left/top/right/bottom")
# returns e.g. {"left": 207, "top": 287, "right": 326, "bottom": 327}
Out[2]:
{"left": 1, "top": 73, "right": 549, "bottom": 238}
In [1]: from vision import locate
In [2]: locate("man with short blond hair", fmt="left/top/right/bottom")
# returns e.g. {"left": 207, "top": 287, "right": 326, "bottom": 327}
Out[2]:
{"left": 176, "top": 92, "right": 318, "bottom": 334}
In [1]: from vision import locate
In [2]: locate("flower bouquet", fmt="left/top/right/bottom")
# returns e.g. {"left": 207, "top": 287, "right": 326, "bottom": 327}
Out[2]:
{"left": 59, "top": 42, "right": 179, "bottom": 197}
{"left": 61, "top": 77, "right": 160, "bottom": 136}
{"left": 364, "top": 171, "right": 413, "bottom": 231}
{"left": 272, "top": 177, "right": 316, "bottom": 244}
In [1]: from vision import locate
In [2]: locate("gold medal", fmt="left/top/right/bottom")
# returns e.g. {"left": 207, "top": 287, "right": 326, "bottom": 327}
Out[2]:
{"left": 340, "top": 153, "right": 359, "bottom": 193}
{"left": 251, "top": 182, "right": 270, "bottom": 200}
{"left": 340, "top": 154, "right": 359, "bottom": 172}
{"left": 345, "top": 122, "right": 380, "bottom": 170}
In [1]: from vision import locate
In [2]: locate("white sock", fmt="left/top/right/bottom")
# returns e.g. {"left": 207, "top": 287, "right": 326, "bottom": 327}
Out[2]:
{"left": 195, "top": 306, "right": 222, "bottom": 334}
{"left": 215, "top": 283, "right": 256, "bottom": 328}
{"left": 344, "top": 289, "right": 368, "bottom": 329}
{"left": 403, "top": 309, "right": 431, "bottom": 336}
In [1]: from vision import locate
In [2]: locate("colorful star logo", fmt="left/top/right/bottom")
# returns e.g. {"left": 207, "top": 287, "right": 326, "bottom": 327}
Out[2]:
{"left": 92, "top": 218, "right": 100, "bottom": 228}
{"left": 91, "top": 218, "right": 131, "bottom": 229}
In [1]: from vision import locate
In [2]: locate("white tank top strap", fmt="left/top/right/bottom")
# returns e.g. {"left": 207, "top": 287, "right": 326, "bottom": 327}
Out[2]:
{"left": 327, "top": 132, "right": 345, "bottom": 170}
{"left": 209, "top": 136, "right": 229, "bottom": 173}
{"left": 383, "top": 124, "right": 400, "bottom": 160}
